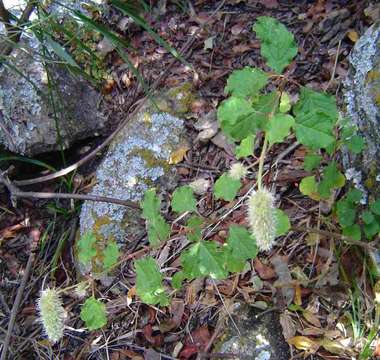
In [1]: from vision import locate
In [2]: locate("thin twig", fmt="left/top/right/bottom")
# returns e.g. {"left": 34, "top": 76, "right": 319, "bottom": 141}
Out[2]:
{"left": 0, "top": 171, "right": 139, "bottom": 209}
{"left": 291, "top": 226, "right": 378, "bottom": 251}
{"left": 0, "top": 237, "right": 36, "bottom": 360}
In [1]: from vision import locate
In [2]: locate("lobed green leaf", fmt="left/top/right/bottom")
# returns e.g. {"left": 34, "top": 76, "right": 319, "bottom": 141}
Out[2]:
{"left": 135, "top": 257, "right": 169, "bottom": 306}
{"left": 253, "top": 16, "right": 298, "bottom": 74}
{"left": 80, "top": 297, "right": 107, "bottom": 330}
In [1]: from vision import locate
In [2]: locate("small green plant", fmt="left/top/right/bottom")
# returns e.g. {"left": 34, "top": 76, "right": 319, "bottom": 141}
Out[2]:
{"left": 37, "top": 17, "right": 376, "bottom": 358}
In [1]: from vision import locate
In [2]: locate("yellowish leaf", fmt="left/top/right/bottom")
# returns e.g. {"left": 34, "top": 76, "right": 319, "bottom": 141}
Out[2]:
{"left": 295, "top": 284, "right": 302, "bottom": 306}
{"left": 303, "top": 310, "right": 321, "bottom": 327}
{"left": 320, "top": 338, "right": 350, "bottom": 356}
{"left": 347, "top": 30, "right": 359, "bottom": 43}
{"left": 287, "top": 336, "right": 320, "bottom": 352}
{"left": 169, "top": 145, "right": 190, "bottom": 165}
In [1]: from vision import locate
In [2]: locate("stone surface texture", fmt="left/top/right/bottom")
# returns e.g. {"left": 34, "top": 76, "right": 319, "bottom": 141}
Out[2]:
{"left": 215, "top": 303, "right": 290, "bottom": 360}
{"left": 344, "top": 21, "right": 380, "bottom": 277}
{"left": 78, "top": 87, "right": 191, "bottom": 275}
{"left": 0, "top": 0, "right": 106, "bottom": 156}
{"left": 344, "top": 21, "right": 380, "bottom": 201}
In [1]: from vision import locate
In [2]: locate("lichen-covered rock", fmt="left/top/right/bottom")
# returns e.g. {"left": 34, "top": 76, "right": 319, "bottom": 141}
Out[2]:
{"left": 214, "top": 303, "right": 290, "bottom": 360}
{"left": 78, "top": 89, "right": 191, "bottom": 275}
{"left": 344, "top": 21, "right": 380, "bottom": 200}
{"left": 344, "top": 21, "right": 380, "bottom": 277}
{"left": 0, "top": 39, "right": 106, "bottom": 155}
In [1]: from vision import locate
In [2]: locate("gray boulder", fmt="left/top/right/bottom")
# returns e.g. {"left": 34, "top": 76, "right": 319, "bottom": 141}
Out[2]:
{"left": 0, "top": 40, "right": 106, "bottom": 156}
{"left": 344, "top": 21, "right": 380, "bottom": 200}
{"left": 77, "top": 86, "right": 192, "bottom": 275}
{"left": 344, "top": 21, "right": 380, "bottom": 277}
{"left": 214, "top": 303, "right": 290, "bottom": 360}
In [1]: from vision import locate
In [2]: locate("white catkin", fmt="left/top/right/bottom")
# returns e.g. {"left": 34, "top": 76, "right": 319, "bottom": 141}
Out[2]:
{"left": 37, "top": 288, "right": 65, "bottom": 343}
{"left": 228, "top": 162, "right": 248, "bottom": 180}
{"left": 247, "top": 188, "right": 277, "bottom": 251}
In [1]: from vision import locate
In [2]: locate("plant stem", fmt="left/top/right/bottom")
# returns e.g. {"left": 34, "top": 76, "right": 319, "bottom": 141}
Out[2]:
{"left": 257, "top": 135, "right": 268, "bottom": 190}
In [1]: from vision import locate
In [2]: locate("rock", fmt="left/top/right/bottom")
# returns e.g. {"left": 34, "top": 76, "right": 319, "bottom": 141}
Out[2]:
{"left": 344, "top": 21, "right": 380, "bottom": 201}
{"left": 78, "top": 87, "right": 192, "bottom": 275}
{"left": 0, "top": 0, "right": 107, "bottom": 156}
{"left": 344, "top": 21, "right": 380, "bottom": 277}
{"left": 0, "top": 41, "right": 106, "bottom": 155}
{"left": 215, "top": 303, "right": 290, "bottom": 360}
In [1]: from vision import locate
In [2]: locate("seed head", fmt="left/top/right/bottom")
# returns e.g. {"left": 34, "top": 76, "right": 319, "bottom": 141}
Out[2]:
{"left": 229, "top": 162, "right": 248, "bottom": 180}
{"left": 37, "top": 288, "right": 65, "bottom": 343}
{"left": 247, "top": 188, "right": 277, "bottom": 251}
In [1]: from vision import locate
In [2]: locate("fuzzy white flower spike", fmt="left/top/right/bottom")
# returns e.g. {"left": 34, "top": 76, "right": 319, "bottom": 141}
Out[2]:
{"left": 37, "top": 288, "right": 65, "bottom": 343}
{"left": 247, "top": 188, "right": 277, "bottom": 251}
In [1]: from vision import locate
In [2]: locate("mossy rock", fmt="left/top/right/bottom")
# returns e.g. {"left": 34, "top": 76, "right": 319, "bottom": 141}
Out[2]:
{"left": 77, "top": 87, "right": 193, "bottom": 276}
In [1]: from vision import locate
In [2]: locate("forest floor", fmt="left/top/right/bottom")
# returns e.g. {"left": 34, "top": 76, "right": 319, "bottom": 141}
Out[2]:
{"left": 0, "top": 0, "right": 379, "bottom": 359}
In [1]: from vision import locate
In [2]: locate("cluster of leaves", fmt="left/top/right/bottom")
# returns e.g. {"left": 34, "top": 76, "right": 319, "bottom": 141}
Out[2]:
{"left": 336, "top": 189, "right": 380, "bottom": 241}
{"left": 75, "top": 232, "right": 121, "bottom": 330}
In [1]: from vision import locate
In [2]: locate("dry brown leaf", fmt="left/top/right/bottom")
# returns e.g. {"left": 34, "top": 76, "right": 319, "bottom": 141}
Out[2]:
{"left": 303, "top": 310, "right": 321, "bottom": 328}
{"left": 301, "top": 327, "right": 325, "bottom": 336}
{"left": 287, "top": 336, "right": 320, "bottom": 353}
{"left": 279, "top": 311, "right": 296, "bottom": 340}
{"left": 253, "top": 258, "right": 276, "bottom": 280}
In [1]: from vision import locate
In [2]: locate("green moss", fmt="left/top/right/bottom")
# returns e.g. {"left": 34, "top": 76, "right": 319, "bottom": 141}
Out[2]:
{"left": 165, "top": 83, "right": 196, "bottom": 114}
{"left": 366, "top": 70, "right": 380, "bottom": 83}
{"left": 130, "top": 147, "right": 171, "bottom": 172}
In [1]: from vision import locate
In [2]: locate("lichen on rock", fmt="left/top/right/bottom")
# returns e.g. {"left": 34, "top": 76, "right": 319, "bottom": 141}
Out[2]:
{"left": 344, "top": 21, "right": 380, "bottom": 201}
{"left": 78, "top": 89, "right": 191, "bottom": 275}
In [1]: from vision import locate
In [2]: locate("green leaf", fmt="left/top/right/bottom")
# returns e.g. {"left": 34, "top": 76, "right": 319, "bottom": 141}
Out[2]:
{"left": 186, "top": 216, "right": 203, "bottom": 242}
{"left": 318, "top": 162, "right": 345, "bottom": 199}
{"left": 80, "top": 297, "right": 107, "bottom": 330}
{"left": 342, "top": 224, "right": 361, "bottom": 241}
{"left": 141, "top": 189, "right": 161, "bottom": 220}
{"left": 370, "top": 199, "right": 380, "bottom": 216}
{"left": 336, "top": 199, "right": 356, "bottom": 228}
{"left": 299, "top": 176, "right": 320, "bottom": 201}
{"left": 224, "top": 225, "right": 258, "bottom": 272}
{"left": 235, "top": 135, "right": 254, "bottom": 159}
{"left": 346, "top": 135, "right": 365, "bottom": 154}
{"left": 293, "top": 88, "right": 338, "bottom": 151}
{"left": 279, "top": 92, "right": 291, "bottom": 113}
{"left": 141, "top": 189, "right": 170, "bottom": 246}
{"left": 303, "top": 154, "right": 322, "bottom": 172}
{"left": 214, "top": 173, "right": 241, "bottom": 201}
{"left": 172, "top": 271, "right": 185, "bottom": 290}
{"left": 266, "top": 114, "right": 295, "bottom": 145}
{"left": 147, "top": 215, "right": 171, "bottom": 247}
{"left": 217, "top": 97, "right": 260, "bottom": 141}
{"left": 225, "top": 67, "right": 268, "bottom": 98}
{"left": 293, "top": 87, "right": 338, "bottom": 121}
{"left": 181, "top": 241, "right": 228, "bottom": 280}
{"left": 253, "top": 16, "right": 297, "bottom": 73}
{"left": 362, "top": 210, "right": 375, "bottom": 225}
{"left": 44, "top": 34, "right": 80, "bottom": 68}
{"left": 346, "top": 188, "right": 363, "bottom": 204}
{"left": 171, "top": 186, "right": 197, "bottom": 213}
{"left": 103, "top": 241, "right": 120, "bottom": 270}
{"left": 275, "top": 209, "right": 291, "bottom": 236}
{"left": 77, "top": 232, "right": 97, "bottom": 266}
{"left": 294, "top": 111, "right": 336, "bottom": 150}
{"left": 364, "top": 221, "right": 380, "bottom": 239}
{"left": 135, "top": 257, "right": 169, "bottom": 306}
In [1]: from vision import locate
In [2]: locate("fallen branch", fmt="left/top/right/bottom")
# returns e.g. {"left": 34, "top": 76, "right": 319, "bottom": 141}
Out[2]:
{"left": 0, "top": 171, "right": 140, "bottom": 209}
